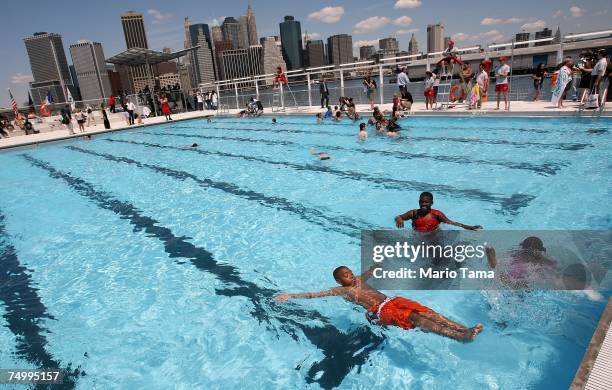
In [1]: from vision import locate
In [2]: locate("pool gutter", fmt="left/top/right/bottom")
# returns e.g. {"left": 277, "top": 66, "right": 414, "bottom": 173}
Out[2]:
{"left": 571, "top": 297, "right": 612, "bottom": 389}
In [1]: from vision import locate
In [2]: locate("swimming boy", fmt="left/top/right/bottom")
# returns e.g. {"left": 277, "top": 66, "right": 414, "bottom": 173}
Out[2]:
{"left": 358, "top": 123, "right": 368, "bottom": 140}
{"left": 276, "top": 265, "right": 483, "bottom": 341}
{"left": 310, "top": 148, "right": 330, "bottom": 160}
{"left": 395, "top": 192, "right": 482, "bottom": 231}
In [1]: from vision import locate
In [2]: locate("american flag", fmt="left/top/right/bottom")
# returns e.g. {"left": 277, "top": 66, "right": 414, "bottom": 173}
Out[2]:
{"left": 8, "top": 89, "right": 19, "bottom": 117}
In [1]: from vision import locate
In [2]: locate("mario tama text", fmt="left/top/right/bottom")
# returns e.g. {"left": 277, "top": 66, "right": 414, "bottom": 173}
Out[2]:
{"left": 360, "top": 230, "right": 612, "bottom": 291}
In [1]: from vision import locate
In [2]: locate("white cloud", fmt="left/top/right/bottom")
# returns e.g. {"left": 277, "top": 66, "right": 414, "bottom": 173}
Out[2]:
{"left": 480, "top": 17, "right": 526, "bottom": 25}
{"left": 11, "top": 73, "right": 33, "bottom": 84}
{"left": 569, "top": 6, "right": 585, "bottom": 17}
{"left": 308, "top": 6, "right": 345, "bottom": 23}
{"left": 302, "top": 32, "right": 322, "bottom": 41}
{"left": 353, "top": 16, "right": 390, "bottom": 34}
{"left": 451, "top": 30, "right": 504, "bottom": 44}
{"left": 552, "top": 10, "right": 564, "bottom": 18}
{"left": 393, "top": 16, "right": 413, "bottom": 26}
{"left": 521, "top": 19, "right": 546, "bottom": 31}
{"left": 394, "top": 0, "right": 422, "bottom": 8}
{"left": 396, "top": 28, "right": 419, "bottom": 35}
{"left": 147, "top": 9, "right": 173, "bottom": 24}
{"left": 353, "top": 39, "right": 379, "bottom": 48}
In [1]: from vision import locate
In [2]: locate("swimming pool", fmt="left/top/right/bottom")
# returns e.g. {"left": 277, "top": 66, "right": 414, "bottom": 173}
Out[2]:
{"left": 0, "top": 115, "right": 610, "bottom": 389}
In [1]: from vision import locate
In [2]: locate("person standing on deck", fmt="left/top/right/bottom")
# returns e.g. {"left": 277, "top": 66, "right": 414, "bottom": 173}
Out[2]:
{"left": 320, "top": 79, "right": 329, "bottom": 108}
{"left": 495, "top": 56, "right": 511, "bottom": 110}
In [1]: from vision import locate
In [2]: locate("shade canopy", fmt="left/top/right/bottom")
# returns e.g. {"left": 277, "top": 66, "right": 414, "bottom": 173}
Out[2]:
{"left": 106, "top": 46, "right": 199, "bottom": 66}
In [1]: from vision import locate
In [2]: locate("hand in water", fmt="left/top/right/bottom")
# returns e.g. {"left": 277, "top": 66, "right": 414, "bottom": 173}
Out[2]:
{"left": 275, "top": 293, "right": 291, "bottom": 303}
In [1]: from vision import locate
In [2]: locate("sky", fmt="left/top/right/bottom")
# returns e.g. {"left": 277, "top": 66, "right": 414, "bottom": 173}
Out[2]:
{"left": 1, "top": 0, "right": 610, "bottom": 106}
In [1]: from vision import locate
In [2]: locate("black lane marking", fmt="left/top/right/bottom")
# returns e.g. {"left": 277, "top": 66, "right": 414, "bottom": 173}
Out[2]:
{"left": 182, "top": 120, "right": 557, "bottom": 134}
{"left": 168, "top": 125, "right": 591, "bottom": 150}
{"left": 0, "top": 212, "right": 83, "bottom": 389}
{"left": 102, "top": 138, "right": 535, "bottom": 216}
{"left": 65, "top": 146, "right": 375, "bottom": 238}
{"left": 23, "top": 155, "right": 384, "bottom": 389}
{"left": 145, "top": 131, "right": 568, "bottom": 176}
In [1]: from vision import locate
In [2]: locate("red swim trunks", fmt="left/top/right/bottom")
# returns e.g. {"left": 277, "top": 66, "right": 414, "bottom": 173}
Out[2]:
{"left": 366, "top": 297, "right": 431, "bottom": 330}
{"left": 495, "top": 84, "right": 509, "bottom": 93}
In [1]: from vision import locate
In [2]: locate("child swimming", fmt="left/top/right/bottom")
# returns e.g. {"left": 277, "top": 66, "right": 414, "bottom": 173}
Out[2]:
{"left": 309, "top": 148, "right": 330, "bottom": 160}
{"left": 358, "top": 123, "right": 368, "bottom": 140}
{"left": 395, "top": 192, "right": 482, "bottom": 231}
{"left": 276, "top": 265, "right": 483, "bottom": 342}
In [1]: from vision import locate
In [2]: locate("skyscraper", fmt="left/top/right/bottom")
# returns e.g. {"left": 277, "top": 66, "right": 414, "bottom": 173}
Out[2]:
{"left": 427, "top": 23, "right": 444, "bottom": 53}
{"left": 515, "top": 32, "right": 530, "bottom": 49}
{"left": 69, "top": 40, "right": 113, "bottom": 101}
{"left": 443, "top": 36, "right": 451, "bottom": 48}
{"left": 121, "top": 11, "right": 148, "bottom": 49}
{"left": 408, "top": 34, "right": 418, "bottom": 54}
{"left": 261, "top": 36, "right": 286, "bottom": 85}
{"left": 238, "top": 16, "right": 250, "bottom": 49}
{"left": 360, "top": 45, "right": 375, "bottom": 60}
{"left": 24, "top": 32, "right": 74, "bottom": 104}
{"left": 327, "top": 34, "right": 353, "bottom": 65}
{"left": 279, "top": 16, "right": 303, "bottom": 70}
{"left": 211, "top": 21, "right": 223, "bottom": 44}
{"left": 222, "top": 17, "right": 240, "bottom": 49}
{"left": 306, "top": 40, "right": 325, "bottom": 67}
{"left": 189, "top": 23, "right": 216, "bottom": 85}
{"left": 535, "top": 28, "right": 552, "bottom": 46}
{"left": 246, "top": 3, "right": 258, "bottom": 46}
{"left": 379, "top": 38, "right": 399, "bottom": 52}
{"left": 121, "top": 11, "right": 150, "bottom": 93}
{"left": 219, "top": 46, "right": 262, "bottom": 79}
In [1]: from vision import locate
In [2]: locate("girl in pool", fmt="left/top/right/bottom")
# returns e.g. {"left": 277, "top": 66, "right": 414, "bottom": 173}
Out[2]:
{"left": 395, "top": 192, "right": 482, "bottom": 231}
{"left": 276, "top": 265, "right": 483, "bottom": 342}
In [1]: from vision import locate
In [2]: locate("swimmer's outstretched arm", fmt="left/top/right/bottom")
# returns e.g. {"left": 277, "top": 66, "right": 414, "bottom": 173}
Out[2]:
{"left": 275, "top": 288, "right": 343, "bottom": 303}
{"left": 438, "top": 213, "right": 482, "bottom": 230}
{"left": 360, "top": 264, "right": 382, "bottom": 281}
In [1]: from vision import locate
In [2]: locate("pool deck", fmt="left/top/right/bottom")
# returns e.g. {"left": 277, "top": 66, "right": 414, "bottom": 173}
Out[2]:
{"left": 571, "top": 297, "right": 612, "bottom": 390}
{"left": 1, "top": 100, "right": 609, "bottom": 150}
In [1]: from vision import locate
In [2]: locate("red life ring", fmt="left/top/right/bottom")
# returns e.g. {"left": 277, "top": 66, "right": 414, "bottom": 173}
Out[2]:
{"left": 449, "top": 84, "right": 465, "bottom": 101}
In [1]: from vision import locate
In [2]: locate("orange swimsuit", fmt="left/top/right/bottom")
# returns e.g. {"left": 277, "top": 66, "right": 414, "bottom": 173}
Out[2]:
{"left": 398, "top": 209, "right": 446, "bottom": 232}
{"left": 366, "top": 297, "right": 432, "bottom": 330}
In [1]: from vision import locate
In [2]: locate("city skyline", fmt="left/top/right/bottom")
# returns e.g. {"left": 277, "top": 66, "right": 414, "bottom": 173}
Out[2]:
{"left": 1, "top": 0, "right": 610, "bottom": 106}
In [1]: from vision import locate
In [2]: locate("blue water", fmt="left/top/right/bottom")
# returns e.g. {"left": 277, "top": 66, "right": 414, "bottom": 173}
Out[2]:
{"left": 0, "top": 116, "right": 610, "bottom": 389}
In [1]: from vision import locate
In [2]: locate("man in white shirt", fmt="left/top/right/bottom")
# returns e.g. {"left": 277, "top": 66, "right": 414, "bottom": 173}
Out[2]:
{"left": 476, "top": 63, "right": 489, "bottom": 109}
{"left": 495, "top": 56, "right": 511, "bottom": 110}
{"left": 591, "top": 49, "right": 608, "bottom": 96}
{"left": 126, "top": 100, "right": 136, "bottom": 125}
{"left": 196, "top": 92, "right": 203, "bottom": 111}
{"left": 397, "top": 67, "right": 410, "bottom": 94}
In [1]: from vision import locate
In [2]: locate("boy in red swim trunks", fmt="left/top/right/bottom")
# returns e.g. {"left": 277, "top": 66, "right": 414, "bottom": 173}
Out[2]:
{"left": 276, "top": 266, "right": 483, "bottom": 341}
{"left": 395, "top": 192, "right": 482, "bottom": 231}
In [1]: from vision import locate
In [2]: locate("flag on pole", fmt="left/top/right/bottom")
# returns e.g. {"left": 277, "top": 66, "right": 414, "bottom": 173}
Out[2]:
{"left": 8, "top": 89, "right": 19, "bottom": 117}
{"left": 66, "top": 87, "right": 75, "bottom": 111}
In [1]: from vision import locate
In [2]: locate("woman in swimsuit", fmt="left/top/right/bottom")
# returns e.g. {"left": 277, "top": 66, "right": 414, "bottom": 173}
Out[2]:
{"left": 395, "top": 192, "right": 482, "bottom": 231}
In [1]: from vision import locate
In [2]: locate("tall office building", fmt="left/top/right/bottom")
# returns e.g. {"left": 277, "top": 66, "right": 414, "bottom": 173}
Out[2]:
{"left": 219, "top": 46, "right": 262, "bottom": 80}
{"left": 360, "top": 45, "right": 376, "bottom": 60}
{"left": 535, "top": 28, "right": 552, "bottom": 46}
{"left": 279, "top": 16, "right": 303, "bottom": 70}
{"left": 24, "top": 32, "right": 74, "bottom": 104}
{"left": 211, "top": 22, "right": 223, "bottom": 44}
{"left": 427, "top": 23, "right": 444, "bottom": 53}
{"left": 408, "top": 33, "right": 418, "bottom": 54}
{"left": 189, "top": 24, "right": 216, "bottom": 85}
{"left": 238, "top": 16, "right": 250, "bottom": 49}
{"left": 245, "top": 3, "right": 258, "bottom": 46}
{"left": 214, "top": 40, "right": 234, "bottom": 79}
{"left": 261, "top": 37, "right": 286, "bottom": 84}
{"left": 69, "top": 40, "right": 112, "bottom": 101}
{"left": 443, "top": 36, "right": 451, "bottom": 48}
{"left": 222, "top": 17, "right": 241, "bottom": 49}
{"left": 121, "top": 11, "right": 150, "bottom": 93}
{"left": 515, "top": 32, "right": 530, "bottom": 48}
{"left": 379, "top": 38, "right": 399, "bottom": 52}
{"left": 306, "top": 40, "right": 325, "bottom": 67}
{"left": 327, "top": 34, "right": 353, "bottom": 65}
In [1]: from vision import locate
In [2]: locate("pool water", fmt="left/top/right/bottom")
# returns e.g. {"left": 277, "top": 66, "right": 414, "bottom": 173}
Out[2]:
{"left": 0, "top": 116, "right": 610, "bottom": 389}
